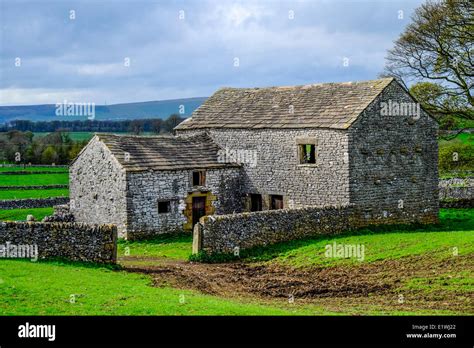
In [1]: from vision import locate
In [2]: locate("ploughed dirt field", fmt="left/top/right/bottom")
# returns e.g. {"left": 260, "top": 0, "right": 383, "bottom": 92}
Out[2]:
{"left": 119, "top": 254, "right": 473, "bottom": 315}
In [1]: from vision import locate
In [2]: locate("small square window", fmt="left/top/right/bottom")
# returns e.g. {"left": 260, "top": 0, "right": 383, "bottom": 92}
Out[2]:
{"left": 192, "top": 170, "right": 206, "bottom": 186}
{"left": 299, "top": 144, "right": 316, "bottom": 164}
{"left": 270, "top": 195, "right": 284, "bottom": 210}
{"left": 158, "top": 200, "right": 171, "bottom": 214}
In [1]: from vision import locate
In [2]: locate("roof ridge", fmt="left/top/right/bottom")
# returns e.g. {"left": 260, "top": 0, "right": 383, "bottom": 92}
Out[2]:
{"left": 92, "top": 131, "right": 237, "bottom": 172}
{"left": 175, "top": 78, "right": 396, "bottom": 131}
{"left": 216, "top": 77, "right": 394, "bottom": 91}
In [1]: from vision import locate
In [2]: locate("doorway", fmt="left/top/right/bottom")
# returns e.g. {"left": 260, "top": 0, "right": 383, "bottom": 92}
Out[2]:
{"left": 250, "top": 194, "right": 262, "bottom": 212}
{"left": 192, "top": 196, "right": 206, "bottom": 227}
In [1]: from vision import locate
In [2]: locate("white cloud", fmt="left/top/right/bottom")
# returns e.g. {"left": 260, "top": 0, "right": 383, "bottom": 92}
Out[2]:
{"left": 76, "top": 63, "right": 126, "bottom": 76}
{"left": 0, "top": 0, "right": 424, "bottom": 105}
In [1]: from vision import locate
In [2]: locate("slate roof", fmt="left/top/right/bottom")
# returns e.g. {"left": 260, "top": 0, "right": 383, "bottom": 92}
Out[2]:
{"left": 96, "top": 133, "right": 240, "bottom": 172}
{"left": 175, "top": 78, "right": 395, "bottom": 130}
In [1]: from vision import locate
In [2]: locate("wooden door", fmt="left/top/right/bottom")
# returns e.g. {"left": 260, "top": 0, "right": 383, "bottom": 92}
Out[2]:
{"left": 270, "top": 195, "right": 284, "bottom": 210}
{"left": 192, "top": 197, "right": 206, "bottom": 227}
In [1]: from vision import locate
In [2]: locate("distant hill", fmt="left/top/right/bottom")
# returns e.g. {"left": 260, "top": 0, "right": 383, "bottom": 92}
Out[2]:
{"left": 0, "top": 97, "right": 207, "bottom": 124}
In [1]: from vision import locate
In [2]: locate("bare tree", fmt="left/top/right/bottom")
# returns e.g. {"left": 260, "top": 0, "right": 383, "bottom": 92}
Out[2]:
{"left": 383, "top": 0, "right": 473, "bottom": 119}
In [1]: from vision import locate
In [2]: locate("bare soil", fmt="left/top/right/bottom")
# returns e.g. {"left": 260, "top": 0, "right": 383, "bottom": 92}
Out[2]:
{"left": 119, "top": 255, "right": 473, "bottom": 314}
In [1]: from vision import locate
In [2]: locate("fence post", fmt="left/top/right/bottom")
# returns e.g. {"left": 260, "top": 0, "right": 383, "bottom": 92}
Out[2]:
{"left": 192, "top": 222, "right": 202, "bottom": 254}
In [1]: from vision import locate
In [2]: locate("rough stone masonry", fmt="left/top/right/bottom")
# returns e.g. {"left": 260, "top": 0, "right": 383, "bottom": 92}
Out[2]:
{"left": 70, "top": 78, "right": 439, "bottom": 244}
{"left": 0, "top": 221, "right": 117, "bottom": 263}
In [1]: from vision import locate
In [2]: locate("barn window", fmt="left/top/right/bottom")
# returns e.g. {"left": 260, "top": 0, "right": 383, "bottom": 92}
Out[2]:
{"left": 158, "top": 200, "right": 171, "bottom": 214}
{"left": 270, "top": 195, "right": 284, "bottom": 210}
{"left": 250, "top": 194, "right": 262, "bottom": 212}
{"left": 192, "top": 170, "right": 206, "bottom": 186}
{"left": 299, "top": 144, "right": 316, "bottom": 164}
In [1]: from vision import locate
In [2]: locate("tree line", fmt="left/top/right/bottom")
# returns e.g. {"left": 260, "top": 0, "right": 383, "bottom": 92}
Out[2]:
{"left": 0, "top": 131, "right": 87, "bottom": 165}
{"left": 1, "top": 114, "right": 186, "bottom": 134}
{"left": 0, "top": 114, "right": 187, "bottom": 164}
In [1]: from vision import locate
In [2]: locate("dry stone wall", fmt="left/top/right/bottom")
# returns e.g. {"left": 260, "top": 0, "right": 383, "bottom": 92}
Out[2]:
{"left": 0, "top": 197, "right": 69, "bottom": 210}
{"left": 439, "top": 178, "right": 474, "bottom": 208}
{"left": 0, "top": 221, "right": 117, "bottom": 263}
{"left": 194, "top": 204, "right": 439, "bottom": 255}
{"left": 195, "top": 205, "right": 352, "bottom": 255}
{"left": 0, "top": 185, "right": 68, "bottom": 190}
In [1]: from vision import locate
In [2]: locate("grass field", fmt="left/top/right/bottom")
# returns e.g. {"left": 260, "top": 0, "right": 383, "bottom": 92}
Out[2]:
{"left": 0, "top": 166, "right": 68, "bottom": 222}
{"left": 118, "top": 233, "right": 192, "bottom": 260}
{"left": 33, "top": 132, "right": 94, "bottom": 142}
{"left": 0, "top": 188, "right": 69, "bottom": 200}
{"left": 237, "top": 209, "right": 474, "bottom": 267}
{"left": 0, "top": 260, "right": 314, "bottom": 316}
{"left": 439, "top": 132, "right": 473, "bottom": 146}
{"left": 117, "top": 209, "right": 474, "bottom": 265}
{"left": 0, "top": 207, "right": 54, "bottom": 221}
{"left": 33, "top": 131, "right": 160, "bottom": 142}
{"left": 0, "top": 208, "right": 472, "bottom": 315}
{"left": 0, "top": 173, "right": 69, "bottom": 186}
{"left": 0, "top": 166, "right": 68, "bottom": 172}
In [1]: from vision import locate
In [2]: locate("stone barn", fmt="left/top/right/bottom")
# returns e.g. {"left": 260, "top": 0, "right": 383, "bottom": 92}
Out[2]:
{"left": 70, "top": 77, "right": 439, "bottom": 239}
{"left": 70, "top": 133, "right": 242, "bottom": 239}
{"left": 175, "top": 78, "right": 439, "bottom": 223}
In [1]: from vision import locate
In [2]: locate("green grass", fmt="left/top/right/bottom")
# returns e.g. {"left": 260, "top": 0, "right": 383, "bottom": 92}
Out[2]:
{"left": 118, "top": 209, "right": 474, "bottom": 267}
{"left": 234, "top": 209, "right": 474, "bottom": 268}
{"left": 0, "top": 260, "right": 318, "bottom": 315}
{"left": 0, "top": 173, "right": 69, "bottom": 186}
{"left": 403, "top": 270, "right": 474, "bottom": 294}
{"left": 34, "top": 132, "right": 93, "bottom": 142}
{"left": 0, "top": 188, "right": 69, "bottom": 200}
{"left": 439, "top": 132, "right": 474, "bottom": 145}
{"left": 0, "top": 209, "right": 471, "bottom": 315}
{"left": 439, "top": 171, "right": 473, "bottom": 179}
{"left": 118, "top": 233, "right": 192, "bottom": 260}
{"left": 0, "top": 166, "right": 68, "bottom": 173}
{"left": 0, "top": 207, "right": 54, "bottom": 221}
{"left": 260, "top": 229, "right": 473, "bottom": 268}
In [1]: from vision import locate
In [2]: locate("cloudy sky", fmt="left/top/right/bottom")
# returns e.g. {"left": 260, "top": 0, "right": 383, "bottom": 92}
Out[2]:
{"left": 0, "top": 0, "right": 424, "bottom": 106}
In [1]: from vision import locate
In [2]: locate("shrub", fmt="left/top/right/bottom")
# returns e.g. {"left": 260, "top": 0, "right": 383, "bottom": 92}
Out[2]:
{"left": 439, "top": 142, "right": 474, "bottom": 172}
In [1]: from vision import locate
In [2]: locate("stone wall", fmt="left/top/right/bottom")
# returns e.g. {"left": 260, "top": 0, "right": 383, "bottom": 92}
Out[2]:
{"left": 439, "top": 178, "right": 474, "bottom": 208}
{"left": 0, "top": 221, "right": 117, "bottom": 263}
{"left": 0, "top": 171, "right": 68, "bottom": 175}
{"left": 0, "top": 197, "right": 69, "bottom": 210}
{"left": 348, "top": 80, "right": 439, "bottom": 222}
{"left": 42, "top": 204, "right": 75, "bottom": 222}
{"left": 0, "top": 164, "right": 68, "bottom": 168}
{"left": 126, "top": 167, "right": 242, "bottom": 239}
{"left": 177, "top": 128, "right": 350, "bottom": 209}
{"left": 193, "top": 205, "right": 438, "bottom": 255}
{"left": 194, "top": 205, "right": 352, "bottom": 255}
{"left": 0, "top": 185, "right": 68, "bottom": 190}
{"left": 69, "top": 136, "right": 128, "bottom": 236}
